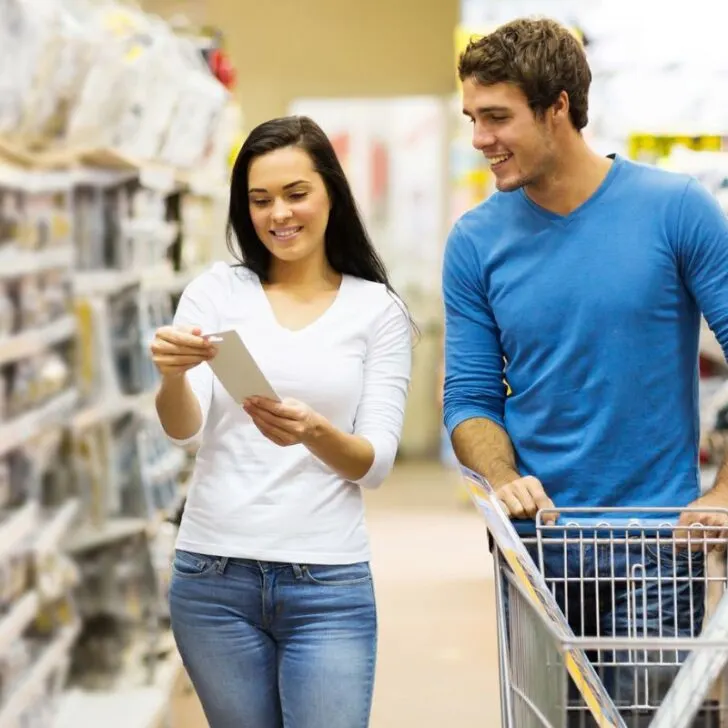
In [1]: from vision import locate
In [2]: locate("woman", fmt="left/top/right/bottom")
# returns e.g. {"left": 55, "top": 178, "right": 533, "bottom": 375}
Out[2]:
{"left": 150, "top": 115, "right": 413, "bottom": 728}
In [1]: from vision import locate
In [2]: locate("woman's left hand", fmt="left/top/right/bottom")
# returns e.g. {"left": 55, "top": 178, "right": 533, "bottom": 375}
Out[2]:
{"left": 243, "top": 396, "right": 323, "bottom": 447}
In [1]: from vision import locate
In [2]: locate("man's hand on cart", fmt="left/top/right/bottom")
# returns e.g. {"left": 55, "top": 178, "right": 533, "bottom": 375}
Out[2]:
{"left": 495, "top": 476, "right": 559, "bottom": 525}
{"left": 676, "top": 490, "right": 728, "bottom": 552}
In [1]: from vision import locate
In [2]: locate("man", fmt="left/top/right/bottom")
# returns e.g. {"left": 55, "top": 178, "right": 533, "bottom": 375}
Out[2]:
{"left": 442, "top": 16, "right": 728, "bottom": 723}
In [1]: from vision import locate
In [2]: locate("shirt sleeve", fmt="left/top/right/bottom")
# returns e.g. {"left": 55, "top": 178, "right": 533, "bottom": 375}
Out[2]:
{"left": 164, "top": 271, "right": 220, "bottom": 447}
{"left": 442, "top": 222, "right": 508, "bottom": 435}
{"left": 351, "top": 296, "right": 413, "bottom": 489}
{"left": 674, "top": 178, "right": 728, "bottom": 356}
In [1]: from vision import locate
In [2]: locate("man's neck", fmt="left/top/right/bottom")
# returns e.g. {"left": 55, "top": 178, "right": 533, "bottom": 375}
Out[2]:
{"left": 525, "top": 137, "right": 613, "bottom": 217}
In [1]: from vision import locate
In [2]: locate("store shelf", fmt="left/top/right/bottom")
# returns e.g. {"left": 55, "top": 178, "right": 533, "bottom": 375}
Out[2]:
{"left": 52, "top": 642, "right": 183, "bottom": 728}
{"left": 0, "top": 315, "right": 76, "bottom": 367}
{"left": 0, "top": 501, "right": 39, "bottom": 560}
{"left": 34, "top": 499, "right": 81, "bottom": 556}
{"left": 0, "top": 247, "right": 75, "bottom": 281}
{"left": 0, "top": 4, "right": 232, "bottom": 724}
{"left": 70, "top": 167, "right": 138, "bottom": 189}
{"left": 0, "top": 623, "right": 80, "bottom": 728}
{"left": 71, "top": 390, "right": 155, "bottom": 433}
{"left": 123, "top": 219, "right": 179, "bottom": 244}
{"left": 0, "top": 591, "right": 39, "bottom": 655}
{"left": 71, "top": 393, "right": 140, "bottom": 433}
{"left": 74, "top": 264, "right": 202, "bottom": 298}
{"left": 141, "top": 265, "right": 203, "bottom": 294}
{"left": 73, "top": 269, "right": 142, "bottom": 297}
{"left": 65, "top": 517, "right": 149, "bottom": 555}
{"left": 0, "top": 388, "right": 78, "bottom": 458}
{"left": 0, "top": 166, "right": 72, "bottom": 194}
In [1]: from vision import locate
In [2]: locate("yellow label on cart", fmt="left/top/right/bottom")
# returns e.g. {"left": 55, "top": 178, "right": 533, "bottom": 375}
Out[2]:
{"left": 463, "top": 471, "right": 627, "bottom": 728}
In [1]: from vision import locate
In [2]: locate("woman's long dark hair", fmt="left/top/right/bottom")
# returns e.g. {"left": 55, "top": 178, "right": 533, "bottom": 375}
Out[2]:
{"left": 226, "top": 115, "right": 417, "bottom": 335}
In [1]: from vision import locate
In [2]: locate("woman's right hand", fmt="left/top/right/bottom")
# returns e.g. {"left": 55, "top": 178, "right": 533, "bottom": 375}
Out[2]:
{"left": 150, "top": 325, "right": 217, "bottom": 379}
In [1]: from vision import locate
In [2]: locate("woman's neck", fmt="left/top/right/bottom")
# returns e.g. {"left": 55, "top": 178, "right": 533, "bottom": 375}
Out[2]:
{"left": 267, "top": 255, "right": 341, "bottom": 291}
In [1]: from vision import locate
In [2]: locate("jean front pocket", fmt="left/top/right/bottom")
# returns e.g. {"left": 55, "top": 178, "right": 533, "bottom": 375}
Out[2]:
{"left": 172, "top": 550, "right": 218, "bottom": 579}
{"left": 644, "top": 542, "right": 701, "bottom": 570}
{"left": 303, "top": 562, "right": 372, "bottom": 586}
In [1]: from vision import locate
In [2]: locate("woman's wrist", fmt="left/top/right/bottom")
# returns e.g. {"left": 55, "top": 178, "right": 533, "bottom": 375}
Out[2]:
{"left": 160, "top": 370, "right": 190, "bottom": 388}
{"left": 301, "top": 413, "right": 374, "bottom": 482}
{"left": 301, "top": 411, "right": 330, "bottom": 447}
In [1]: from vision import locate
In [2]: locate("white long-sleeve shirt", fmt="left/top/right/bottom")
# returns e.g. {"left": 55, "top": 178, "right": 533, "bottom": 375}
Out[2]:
{"left": 166, "top": 262, "right": 412, "bottom": 564}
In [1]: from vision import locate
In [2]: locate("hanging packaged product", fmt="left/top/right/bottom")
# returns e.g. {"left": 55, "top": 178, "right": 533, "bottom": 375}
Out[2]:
{"left": 11, "top": 170, "right": 74, "bottom": 252}
{"left": 159, "top": 70, "right": 229, "bottom": 170}
{"left": 0, "top": 186, "right": 21, "bottom": 252}
{"left": 17, "top": 274, "right": 42, "bottom": 330}
{"left": 0, "top": 281, "right": 13, "bottom": 337}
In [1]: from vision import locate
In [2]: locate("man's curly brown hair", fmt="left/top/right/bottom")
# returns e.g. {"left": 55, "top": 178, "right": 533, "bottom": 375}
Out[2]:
{"left": 458, "top": 17, "right": 591, "bottom": 132}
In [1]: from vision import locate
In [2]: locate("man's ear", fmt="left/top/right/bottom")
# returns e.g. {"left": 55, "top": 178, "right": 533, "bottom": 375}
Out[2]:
{"left": 551, "top": 90, "right": 570, "bottom": 126}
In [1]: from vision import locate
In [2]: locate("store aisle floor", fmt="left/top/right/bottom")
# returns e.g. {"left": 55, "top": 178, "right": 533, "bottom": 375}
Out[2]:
{"left": 171, "top": 461, "right": 500, "bottom": 727}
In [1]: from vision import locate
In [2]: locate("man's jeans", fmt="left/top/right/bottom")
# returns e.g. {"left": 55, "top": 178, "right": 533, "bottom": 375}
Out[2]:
{"left": 169, "top": 550, "right": 377, "bottom": 728}
{"left": 503, "top": 539, "right": 712, "bottom": 727}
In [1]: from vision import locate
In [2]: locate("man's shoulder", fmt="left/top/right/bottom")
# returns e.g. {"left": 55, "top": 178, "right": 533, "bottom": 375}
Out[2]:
{"left": 450, "top": 191, "right": 517, "bottom": 244}
{"left": 616, "top": 155, "right": 692, "bottom": 198}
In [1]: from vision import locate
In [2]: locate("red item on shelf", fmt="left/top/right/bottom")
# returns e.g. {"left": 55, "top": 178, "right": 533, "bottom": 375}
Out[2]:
{"left": 208, "top": 48, "right": 236, "bottom": 90}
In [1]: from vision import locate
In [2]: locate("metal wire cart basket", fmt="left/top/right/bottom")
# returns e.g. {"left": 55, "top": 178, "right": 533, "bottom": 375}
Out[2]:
{"left": 464, "top": 468, "right": 728, "bottom": 728}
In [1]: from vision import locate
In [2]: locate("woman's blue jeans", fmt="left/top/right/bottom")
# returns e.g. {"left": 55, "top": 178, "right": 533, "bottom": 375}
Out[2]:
{"left": 169, "top": 550, "right": 377, "bottom": 728}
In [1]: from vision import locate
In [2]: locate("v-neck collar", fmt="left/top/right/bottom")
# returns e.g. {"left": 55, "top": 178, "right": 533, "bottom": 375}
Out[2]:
{"left": 253, "top": 273, "right": 348, "bottom": 336}
{"left": 518, "top": 153, "right": 623, "bottom": 225}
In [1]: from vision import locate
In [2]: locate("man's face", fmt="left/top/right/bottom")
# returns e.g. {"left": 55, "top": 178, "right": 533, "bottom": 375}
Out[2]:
{"left": 462, "top": 77, "right": 556, "bottom": 193}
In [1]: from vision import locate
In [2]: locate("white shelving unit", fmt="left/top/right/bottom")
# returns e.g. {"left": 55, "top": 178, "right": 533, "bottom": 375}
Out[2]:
{"left": 0, "top": 624, "right": 81, "bottom": 728}
{"left": 0, "top": 2, "right": 240, "bottom": 723}
{"left": 0, "top": 160, "right": 81, "bottom": 726}
{"left": 53, "top": 647, "right": 183, "bottom": 728}
{"left": 0, "top": 316, "right": 76, "bottom": 368}
{"left": 0, "top": 388, "right": 79, "bottom": 459}
{"left": 0, "top": 110, "right": 232, "bottom": 728}
{"left": 0, "top": 591, "right": 40, "bottom": 652}
{"left": 0, "top": 158, "right": 211, "bottom": 726}
{"left": 0, "top": 501, "right": 38, "bottom": 558}
{"left": 0, "top": 247, "right": 75, "bottom": 281}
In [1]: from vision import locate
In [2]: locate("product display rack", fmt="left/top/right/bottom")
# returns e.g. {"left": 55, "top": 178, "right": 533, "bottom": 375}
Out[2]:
{"left": 0, "top": 165, "right": 82, "bottom": 728}
{"left": 0, "top": 154, "right": 226, "bottom": 728}
{"left": 0, "top": 1, "right": 239, "bottom": 723}
{"left": 63, "top": 163, "right": 219, "bottom": 728}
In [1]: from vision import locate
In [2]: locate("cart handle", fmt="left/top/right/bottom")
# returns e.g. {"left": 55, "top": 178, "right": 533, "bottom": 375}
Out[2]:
{"left": 541, "top": 516, "right": 681, "bottom": 529}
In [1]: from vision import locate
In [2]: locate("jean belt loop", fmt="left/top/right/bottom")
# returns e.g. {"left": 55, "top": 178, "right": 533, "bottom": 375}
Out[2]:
{"left": 292, "top": 563, "right": 304, "bottom": 580}
{"left": 217, "top": 556, "right": 229, "bottom": 574}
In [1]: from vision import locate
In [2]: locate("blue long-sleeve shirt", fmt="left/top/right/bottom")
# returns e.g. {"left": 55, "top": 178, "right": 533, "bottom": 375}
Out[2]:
{"left": 442, "top": 154, "right": 728, "bottom": 512}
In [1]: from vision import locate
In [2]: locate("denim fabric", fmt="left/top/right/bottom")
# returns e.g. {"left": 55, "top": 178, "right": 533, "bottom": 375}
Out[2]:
{"left": 522, "top": 541, "right": 714, "bottom": 727}
{"left": 169, "top": 550, "right": 377, "bottom": 728}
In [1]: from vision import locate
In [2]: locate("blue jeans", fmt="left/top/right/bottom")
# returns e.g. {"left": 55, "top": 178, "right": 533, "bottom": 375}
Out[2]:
{"left": 169, "top": 550, "right": 377, "bottom": 728}
{"left": 521, "top": 540, "right": 709, "bottom": 726}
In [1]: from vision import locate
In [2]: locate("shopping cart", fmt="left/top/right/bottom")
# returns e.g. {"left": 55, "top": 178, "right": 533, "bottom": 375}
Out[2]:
{"left": 460, "top": 467, "right": 728, "bottom": 728}
{"left": 491, "top": 509, "right": 728, "bottom": 728}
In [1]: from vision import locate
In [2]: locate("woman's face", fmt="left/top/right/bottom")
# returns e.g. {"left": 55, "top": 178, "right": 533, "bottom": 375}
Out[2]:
{"left": 247, "top": 146, "right": 331, "bottom": 267}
